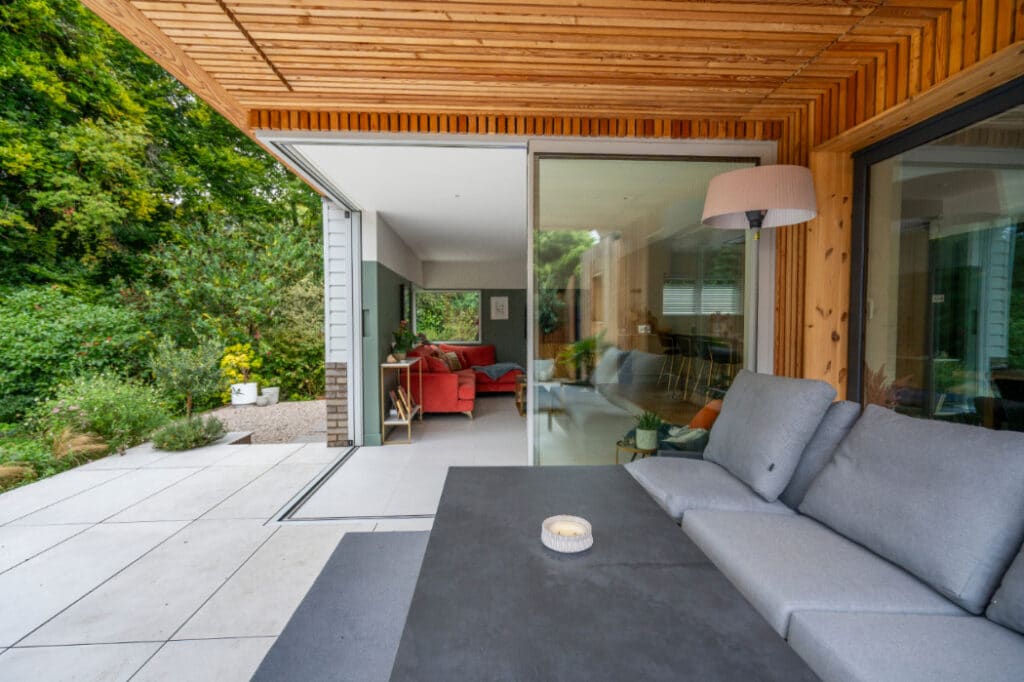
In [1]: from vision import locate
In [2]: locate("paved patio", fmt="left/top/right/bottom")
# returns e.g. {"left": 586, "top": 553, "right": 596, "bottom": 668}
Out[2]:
{"left": 0, "top": 396, "right": 526, "bottom": 680}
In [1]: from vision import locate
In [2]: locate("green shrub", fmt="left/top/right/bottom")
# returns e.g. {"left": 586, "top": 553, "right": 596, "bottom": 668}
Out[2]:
{"left": 32, "top": 374, "right": 170, "bottom": 453}
{"left": 151, "top": 416, "right": 226, "bottom": 451}
{"left": 149, "top": 336, "right": 222, "bottom": 417}
{"left": 261, "top": 276, "right": 325, "bottom": 400}
{"left": 0, "top": 287, "right": 151, "bottom": 421}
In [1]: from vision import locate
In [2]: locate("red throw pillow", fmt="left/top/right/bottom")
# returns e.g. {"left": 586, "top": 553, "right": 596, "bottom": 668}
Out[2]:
{"left": 424, "top": 356, "right": 450, "bottom": 373}
{"left": 689, "top": 399, "right": 723, "bottom": 430}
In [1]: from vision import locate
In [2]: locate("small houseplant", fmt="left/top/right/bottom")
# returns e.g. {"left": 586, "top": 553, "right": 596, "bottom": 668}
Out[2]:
{"left": 557, "top": 333, "right": 602, "bottom": 382}
{"left": 392, "top": 320, "right": 417, "bottom": 360}
{"left": 221, "top": 343, "right": 262, "bottom": 405}
{"left": 634, "top": 411, "right": 663, "bottom": 450}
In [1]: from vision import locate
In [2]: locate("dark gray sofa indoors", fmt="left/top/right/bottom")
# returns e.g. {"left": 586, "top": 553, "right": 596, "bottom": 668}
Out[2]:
{"left": 625, "top": 370, "right": 1024, "bottom": 682}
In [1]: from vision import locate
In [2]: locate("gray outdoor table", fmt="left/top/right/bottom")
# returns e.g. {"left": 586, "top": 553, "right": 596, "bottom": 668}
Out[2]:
{"left": 389, "top": 466, "right": 818, "bottom": 681}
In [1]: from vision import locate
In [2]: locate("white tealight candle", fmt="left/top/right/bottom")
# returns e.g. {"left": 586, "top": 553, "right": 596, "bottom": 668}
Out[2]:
{"left": 541, "top": 515, "right": 593, "bottom": 553}
{"left": 549, "top": 520, "right": 584, "bottom": 537}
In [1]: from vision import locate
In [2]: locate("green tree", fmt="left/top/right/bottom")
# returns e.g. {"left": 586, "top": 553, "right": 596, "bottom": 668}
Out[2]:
{"left": 149, "top": 336, "right": 222, "bottom": 417}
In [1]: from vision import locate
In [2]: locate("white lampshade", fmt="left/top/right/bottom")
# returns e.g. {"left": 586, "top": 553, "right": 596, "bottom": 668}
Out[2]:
{"left": 702, "top": 165, "right": 817, "bottom": 229}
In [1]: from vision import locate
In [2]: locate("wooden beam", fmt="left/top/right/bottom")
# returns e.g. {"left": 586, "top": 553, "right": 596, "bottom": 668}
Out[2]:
{"left": 803, "top": 151, "right": 853, "bottom": 397}
{"left": 815, "top": 39, "right": 1024, "bottom": 152}
{"left": 81, "top": 0, "right": 248, "bottom": 129}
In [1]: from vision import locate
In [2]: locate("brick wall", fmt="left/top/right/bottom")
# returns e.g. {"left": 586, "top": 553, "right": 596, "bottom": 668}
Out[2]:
{"left": 325, "top": 362, "right": 349, "bottom": 446}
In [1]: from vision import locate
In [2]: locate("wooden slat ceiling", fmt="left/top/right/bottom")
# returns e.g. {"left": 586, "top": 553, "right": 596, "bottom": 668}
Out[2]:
{"left": 121, "top": 0, "right": 1014, "bottom": 124}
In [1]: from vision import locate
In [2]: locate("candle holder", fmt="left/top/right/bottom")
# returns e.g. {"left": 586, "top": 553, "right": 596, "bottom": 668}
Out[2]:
{"left": 541, "top": 515, "right": 593, "bottom": 553}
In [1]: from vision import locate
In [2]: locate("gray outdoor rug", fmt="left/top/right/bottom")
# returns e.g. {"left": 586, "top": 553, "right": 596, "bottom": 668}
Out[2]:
{"left": 251, "top": 531, "right": 429, "bottom": 682}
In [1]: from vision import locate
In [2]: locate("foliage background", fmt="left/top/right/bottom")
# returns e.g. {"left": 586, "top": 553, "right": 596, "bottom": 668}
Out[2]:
{"left": 414, "top": 291, "right": 481, "bottom": 343}
{"left": 0, "top": 0, "right": 325, "bottom": 425}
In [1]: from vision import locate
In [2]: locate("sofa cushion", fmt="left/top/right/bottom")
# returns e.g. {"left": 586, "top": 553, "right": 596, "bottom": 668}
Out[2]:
{"left": 443, "top": 344, "right": 495, "bottom": 367}
{"left": 625, "top": 458, "right": 792, "bottom": 522}
{"left": 778, "top": 400, "right": 861, "bottom": 509}
{"left": 442, "top": 351, "right": 462, "bottom": 371}
{"left": 423, "top": 356, "right": 450, "bottom": 374}
{"left": 704, "top": 370, "right": 836, "bottom": 502}
{"left": 788, "top": 611, "right": 1024, "bottom": 682}
{"left": 688, "top": 400, "right": 723, "bottom": 430}
{"left": 681, "top": 510, "right": 963, "bottom": 636}
{"left": 800, "top": 404, "right": 1024, "bottom": 614}
{"left": 593, "top": 347, "right": 626, "bottom": 385}
{"left": 988, "top": 546, "right": 1024, "bottom": 635}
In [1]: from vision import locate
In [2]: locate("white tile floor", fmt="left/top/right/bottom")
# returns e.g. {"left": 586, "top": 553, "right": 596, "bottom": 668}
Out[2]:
{"left": 0, "top": 395, "right": 528, "bottom": 680}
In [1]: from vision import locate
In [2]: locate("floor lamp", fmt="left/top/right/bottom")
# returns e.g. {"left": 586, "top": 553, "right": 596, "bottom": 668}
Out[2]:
{"left": 700, "top": 165, "right": 818, "bottom": 373}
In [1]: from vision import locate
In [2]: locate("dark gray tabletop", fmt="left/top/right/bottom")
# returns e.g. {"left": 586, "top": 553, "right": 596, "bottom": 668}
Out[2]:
{"left": 389, "top": 466, "right": 817, "bottom": 681}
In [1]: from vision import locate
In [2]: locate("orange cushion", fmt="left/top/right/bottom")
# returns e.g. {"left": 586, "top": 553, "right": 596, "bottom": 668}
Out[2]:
{"left": 689, "top": 399, "right": 723, "bottom": 430}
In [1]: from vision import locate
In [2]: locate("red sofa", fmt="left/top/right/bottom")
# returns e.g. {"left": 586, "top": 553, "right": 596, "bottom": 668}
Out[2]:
{"left": 407, "top": 344, "right": 522, "bottom": 417}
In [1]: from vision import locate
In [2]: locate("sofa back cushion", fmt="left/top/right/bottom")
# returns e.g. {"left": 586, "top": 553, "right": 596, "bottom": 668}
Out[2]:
{"left": 423, "top": 355, "right": 450, "bottom": 374}
{"left": 593, "top": 347, "right": 625, "bottom": 385}
{"left": 442, "top": 344, "right": 494, "bottom": 367}
{"left": 408, "top": 344, "right": 438, "bottom": 358}
{"left": 987, "top": 546, "right": 1024, "bottom": 635}
{"left": 800, "top": 405, "right": 1024, "bottom": 614}
{"left": 704, "top": 370, "right": 836, "bottom": 502}
{"left": 778, "top": 400, "right": 861, "bottom": 509}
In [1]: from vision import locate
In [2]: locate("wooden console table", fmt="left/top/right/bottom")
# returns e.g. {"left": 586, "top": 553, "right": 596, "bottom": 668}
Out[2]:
{"left": 380, "top": 357, "right": 423, "bottom": 445}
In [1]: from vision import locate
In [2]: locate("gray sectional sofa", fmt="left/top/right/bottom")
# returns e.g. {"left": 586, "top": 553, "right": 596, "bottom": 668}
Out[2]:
{"left": 625, "top": 369, "right": 1024, "bottom": 682}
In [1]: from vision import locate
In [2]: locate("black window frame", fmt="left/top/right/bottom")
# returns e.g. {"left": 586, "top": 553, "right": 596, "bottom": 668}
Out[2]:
{"left": 847, "top": 76, "right": 1024, "bottom": 401}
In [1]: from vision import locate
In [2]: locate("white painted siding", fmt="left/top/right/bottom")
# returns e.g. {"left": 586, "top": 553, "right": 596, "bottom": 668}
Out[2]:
{"left": 323, "top": 201, "right": 354, "bottom": 364}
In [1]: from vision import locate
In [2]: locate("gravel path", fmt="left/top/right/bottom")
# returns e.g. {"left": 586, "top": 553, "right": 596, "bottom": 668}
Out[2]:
{"left": 205, "top": 400, "right": 326, "bottom": 443}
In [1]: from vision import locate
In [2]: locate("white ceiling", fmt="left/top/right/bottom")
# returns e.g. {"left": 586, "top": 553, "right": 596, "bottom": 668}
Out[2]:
{"left": 288, "top": 142, "right": 755, "bottom": 260}
{"left": 293, "top": 143, "right": 528, "bottom": 261}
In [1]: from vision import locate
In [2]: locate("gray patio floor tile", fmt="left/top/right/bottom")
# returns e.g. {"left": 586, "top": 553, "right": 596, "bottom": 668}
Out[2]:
{"left": 144, "top": 444, "right": 248, "bottom": 469}
{"left": 0, "top": 521, "right": 184, "bottom": 647}
{"left": 282, "top": 442, "right": 345, "bottom": 465}
{"left": 176, "top": 524, "right": 354, "bottom": 639}
{"left": 0, "top": 642, "right": 160, "bottom": 682}
{"left": 374, "top": 518, "right": 435, "bottom": 532}
{"left": 202, "top": 463, "right": 323, "bottom": 520}
{"left": 209, "top": 443, "right": 304, "bottom": 468}
{"left": 22, "top": 519, "right": 275, "bottom": 646}
{"left": 0, "top": 523, "right": 90, "bottom": 573}
{"left": 12, "top": 468, "right": 200, "bottom": 525}
{"left": 108, "top": 466, "right": 267, "bottom": 523}
{"left": 0, "top": 469, "right": 127, "bottom": 525}
{"left": 79, "top": 442, "right": 171, "bottom": 470}
{"left": 131, "top": 637, "right": 275, "bottom": 682}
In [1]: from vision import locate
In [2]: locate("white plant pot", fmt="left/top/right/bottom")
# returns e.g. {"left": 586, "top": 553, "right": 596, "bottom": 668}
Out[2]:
{"left": 230, "top": 382, "right": 258, "bottom": 405}
{"left": 261, "top": 386, "right": 280, "bottom": 405}
{"left": 635, "top": 429, "right": 658, "bottom": 451}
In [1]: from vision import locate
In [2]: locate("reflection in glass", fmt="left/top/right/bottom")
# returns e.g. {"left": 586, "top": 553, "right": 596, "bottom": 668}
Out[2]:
{"left": 863, "top": 105, "right": 1024, "bottom": 430}
{"left": 533, "top": 157, "right": 755, "bottom": 465}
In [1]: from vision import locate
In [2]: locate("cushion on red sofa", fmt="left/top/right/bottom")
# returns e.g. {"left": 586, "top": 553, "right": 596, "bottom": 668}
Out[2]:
{"left": 458, "top": 380, "right": 476, "bottom": 400}
{"left": 441, "top": 344, "right": 495, "bottom": 367}
{"left": 408, "top": 344, "right": 437, "bottom": 358}
{"left": 423, "top": 355, "right": 450, "bottom": 373}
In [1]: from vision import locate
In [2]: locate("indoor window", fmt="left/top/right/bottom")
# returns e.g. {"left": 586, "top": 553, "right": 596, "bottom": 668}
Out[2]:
{"left": 413, "top": 290, "right": 481, "bottom": 343}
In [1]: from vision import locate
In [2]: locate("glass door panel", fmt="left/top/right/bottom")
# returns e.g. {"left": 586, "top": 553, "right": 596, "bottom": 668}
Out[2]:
{"left": 532, "top": 156, "right": 756, "bottom": 466}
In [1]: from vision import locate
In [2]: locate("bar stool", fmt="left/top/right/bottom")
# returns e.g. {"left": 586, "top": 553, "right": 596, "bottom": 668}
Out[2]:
{"left": 656, "top": 332, "right": 680, "bottom": 388}
{"left": 671, "top": 334, "right": 699, "bottom": 399}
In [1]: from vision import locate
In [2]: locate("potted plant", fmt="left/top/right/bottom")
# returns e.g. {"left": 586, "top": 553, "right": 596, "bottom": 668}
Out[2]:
{"left": 557, "top": 333, "right": 602, "bottom": 382}
{"left": 634, "top": 411, "right": 663, "bottom": 451}
{"left": 220, "top": 343, "right": 262, "bottom": 406}
{"left": 392, "top": 320, "right": 417, "bottom": 360}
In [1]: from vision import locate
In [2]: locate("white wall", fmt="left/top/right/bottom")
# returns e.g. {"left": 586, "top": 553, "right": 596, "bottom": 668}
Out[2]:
{"left": 323, "top": 201, "right": 354, "bottom": 364}
{"left": 421, "top": 258, "right": 527, "bottom": 289}
{"left": 376, "top": 214, "right": 423, "bottom": 284}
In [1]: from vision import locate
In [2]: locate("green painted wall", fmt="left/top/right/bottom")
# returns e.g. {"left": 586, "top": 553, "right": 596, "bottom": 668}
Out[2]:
{"left": 362, "top": 261, "right": 412, "bottom": 446}
{"left": 480, "top": 289, "right": 527, "bottom": 367}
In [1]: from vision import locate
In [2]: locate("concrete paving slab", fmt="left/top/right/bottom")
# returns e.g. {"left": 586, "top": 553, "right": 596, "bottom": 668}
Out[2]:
{"left": 176, "top": 524, "right": 352, "bottom": 639}
{"left": 0, "top": 469, "right": 127, "bottom": 525}
{"left": 0, "top": 523, "right": 90, "bottom": 573}
{"left": 282, "top": 442, "right": 344, "bottom": 465}
{"left": 145, "top": 444, "right": 250, "bottom": 470}
{"left": 132, "top": 637, "right": 275, "bottom": 682}
{"left": 0, "top": 642, "right": 160, "bottom": 682}
{"left": 22, "top": 519, "right": 275, "bottom": 646}
{"left": 108, "top": 466, "right": 267, "bottom": 522}
{"left": 210, "top": 444, "right": 304, "bottom": 469}
{"left": 202, "top": 463, "right": 323, "bottom": 520}
{"left": 12, "top": 468, "right": 199, "bottom": 525}
{"left": 0, "top": 521, "right": 183, "bottom": 646}
{"left": 374, "top": 518, "right": 435, "bottom": 532}
{"left": 79, "top": 443, "right": 171, "bottom": 470}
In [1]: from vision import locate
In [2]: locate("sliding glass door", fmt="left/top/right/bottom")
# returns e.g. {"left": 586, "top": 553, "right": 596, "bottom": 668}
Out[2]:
{"left": 531, "top": 155, "right": 757, "bottom": 466}
{"left": 860, "top": 104, "right": 1024, "bottom": 430}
